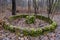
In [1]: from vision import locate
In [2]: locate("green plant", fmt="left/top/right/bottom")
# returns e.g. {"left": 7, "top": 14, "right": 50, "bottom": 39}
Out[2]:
{"left": 3, "top": 15, "right": 57, "bottom": 37}
{"left": 26, "top": 16, "right": 35, "bottom": 24}
{"left": 22, "top": 29, "right": 29, "bottom": 36}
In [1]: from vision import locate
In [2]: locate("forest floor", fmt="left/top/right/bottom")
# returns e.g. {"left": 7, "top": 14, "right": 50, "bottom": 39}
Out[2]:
{"left": 0, "top": 9, "right": 60, "bottom": 40}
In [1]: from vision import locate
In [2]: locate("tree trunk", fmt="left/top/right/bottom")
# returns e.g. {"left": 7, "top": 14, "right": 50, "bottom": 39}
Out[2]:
{"left": 12, "top": 0, "right": 16, "bottom": 15}
{"left": 47, "top": 0, "right": 54, "bottom": 18}
{"left": 33, "top": 0, "right": 37, "bottom": 15}
{"left": 47, "top": 0, "right": 51, "bottom": 18}
{"left": 28, "top": 0, "right": 31, "bottom": 15}
{"left": 51, "top": 0, "right": 59, "bottom": 19}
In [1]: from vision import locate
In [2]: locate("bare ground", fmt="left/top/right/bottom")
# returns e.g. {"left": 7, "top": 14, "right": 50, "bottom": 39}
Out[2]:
{"left": 0, "top": 9, "right": 60, "bottom": 40}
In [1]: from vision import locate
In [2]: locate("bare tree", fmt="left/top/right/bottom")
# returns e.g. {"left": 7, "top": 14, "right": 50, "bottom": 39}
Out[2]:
{"left": 47, "top": 0, "right": 59, "bottom": 19}
{"left": 33, "top": 0, "right": 38, "bottom": 16}
{"left": 51, "top": 0, "right": 59, "bottom": 19}
{"left": 12, "top": 0, "right": 16, "bottom": 15}
{"left": 28, "top": 0, "right": 31, "bottom": 15}
{"left": 47, "top": 0, "right": 54, "bottom": 18}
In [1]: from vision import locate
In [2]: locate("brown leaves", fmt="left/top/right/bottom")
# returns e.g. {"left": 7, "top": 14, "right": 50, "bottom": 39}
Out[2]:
{"left": 0, "top": 19, "right": 5, "bottom": 26}
{"left": 0, "top": 19, "right": 5, "bottom": 30}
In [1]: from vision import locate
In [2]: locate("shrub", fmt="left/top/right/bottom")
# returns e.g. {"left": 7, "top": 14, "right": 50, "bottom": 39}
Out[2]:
{"left": 26, "top": 16, "right": 35, "bottom": 24}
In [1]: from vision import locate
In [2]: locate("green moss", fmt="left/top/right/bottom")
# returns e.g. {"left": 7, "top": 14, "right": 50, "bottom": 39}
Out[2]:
{"left": 3, "top": 15, "right": 57, "bottom": 37}
{"left": 26, "top": 16, "right": 35, "bottom": 24}
{"left": 22, "top": 29, "right": 29, "bottom": 36}
{"left": 36, "top": 28, "right": 43, "bottom": 35}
